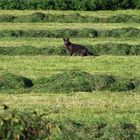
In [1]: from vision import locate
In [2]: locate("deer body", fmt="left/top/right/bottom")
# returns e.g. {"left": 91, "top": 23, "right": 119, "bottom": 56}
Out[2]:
{"left": 63, "top": 38, "right": 93, "bottom": 56}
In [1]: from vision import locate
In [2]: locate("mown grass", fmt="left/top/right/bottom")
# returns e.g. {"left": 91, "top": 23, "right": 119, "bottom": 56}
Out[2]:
{"left": 0, "top": 92, "right": 139, "bottom": 123}
{"left": 0, "top": 38, "right": 140, "bottom": 56}
{"left": 0, "top": 56, "right": 139, "bottom": 79}
{"left": 0, "top": 92, "right": 140, "bottom": 139}
{"left": 0, "top": 10, "right": 140, "bottom": 139}
{"left": 0, "top": 10, "right": 140, "bottom": 17}
{"left": 1, "top": 11, "right": 140, "bottom": 23}
{"left": 0, "top": 23, "right": 140, "bottom": 30}
{"left": 0, "top": 37, "right": 140, "bottom": 47}
{"left": 1, "top": 23, "right": 140, "bottom": 38}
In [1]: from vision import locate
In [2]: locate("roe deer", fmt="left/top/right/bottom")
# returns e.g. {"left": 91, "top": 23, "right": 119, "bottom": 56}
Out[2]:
{"left": 63, "top": 38, "right": 94, "bottom": 56}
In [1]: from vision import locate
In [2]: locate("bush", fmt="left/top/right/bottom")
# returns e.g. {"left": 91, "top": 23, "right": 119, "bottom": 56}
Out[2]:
{"left": 0, "top": 0, "right": 139, "bottom": 10}
{"left": 0, "top": 110, "right": 139, "bottom": 139}
{"left": 0, "top": 110, "right": 53, "bottom": 139}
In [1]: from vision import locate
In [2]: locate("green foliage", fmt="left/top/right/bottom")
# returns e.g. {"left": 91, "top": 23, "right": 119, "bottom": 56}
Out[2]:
{"left": 0, "top": 110, "right": 53, "bottom": 139}
{"left": 0, "top": 0, "right": 138, "bottom": 10}
{"left": 0, "top": 110, "right": 139, "bottom": 139}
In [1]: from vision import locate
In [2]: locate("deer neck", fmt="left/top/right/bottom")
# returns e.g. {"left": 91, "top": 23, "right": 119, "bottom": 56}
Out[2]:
{"left": 65, "top": 42, "right": 72, "bottom": 48}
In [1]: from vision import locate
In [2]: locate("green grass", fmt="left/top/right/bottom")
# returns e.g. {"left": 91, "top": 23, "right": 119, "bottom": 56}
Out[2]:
{"left": 0, "top": 37, "right": 140, "bottom": 47}
{"left": 0, "top": 37, "right": 140, "bottom": 56}
{"left": 0, "top": 56, "right": 139, "bottom": 78}
{"left": 1, "top": 10, "right": 140, "bottom": 24}
{"left": 0, "top": 92, "right": 140, "bottom": 139}
{"left": 0, "top": 10, "right": 140, "bottom": 138}
{"left": 0, "top": 23, "right": 140, "bottom": 30}
{"left": 0, "top": 9, "right": 140, "bottom": 17}
{"left": 0, "top": 92, "right": 140, "bottom": 124}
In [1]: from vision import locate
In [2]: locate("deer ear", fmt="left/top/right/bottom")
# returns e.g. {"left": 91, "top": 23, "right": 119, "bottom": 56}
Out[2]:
{"left": 67, "top": 38, "right": 69, "bottom": 41}
{"left": 63, "top": 38, "right": 65, "bottom": 41}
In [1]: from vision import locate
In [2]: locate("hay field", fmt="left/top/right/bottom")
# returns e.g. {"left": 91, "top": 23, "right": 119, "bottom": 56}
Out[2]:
{"left": 0, "top": 10, "right": 140, "bottom": 139}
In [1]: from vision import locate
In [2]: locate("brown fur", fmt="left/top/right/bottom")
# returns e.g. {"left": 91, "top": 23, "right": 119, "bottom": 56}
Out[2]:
{"left": 63, "top": 38, "right": 94, "bottom": 56}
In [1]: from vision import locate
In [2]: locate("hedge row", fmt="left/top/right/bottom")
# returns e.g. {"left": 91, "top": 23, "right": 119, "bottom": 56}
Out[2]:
{"left": 0, "top": 110, "right": 139, "bottom": 139}
{"left": 0, "top": 43, "right": 140, "bottom": 56}
{"left": 1, "top": 13, "right": 140, "bottom": 23}
{"left": 0, "top": 27, "right": 140, "bottom": 38}
{"left": 0, "top": 71, "right": 139, "bottom": 93}
{"left": 0, "top": 0, "right": 139, "bottom": 10}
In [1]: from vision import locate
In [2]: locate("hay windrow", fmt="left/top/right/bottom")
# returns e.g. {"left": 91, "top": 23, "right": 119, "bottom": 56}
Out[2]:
{"left": 0, "top": 43, "right": 140, "bottom": 56}
{"left": 33, "top": 70, "right": 136, "bottom": 93}
{"left": 34, "top": 70, "right": 95, "bottom": 93}
{"left": 1, "top": 13, "right": 140, "bottom": 23}
{"left": 0, "top": 71, "right": 138, "bottom": 93}
{"left": 0, "top": 73, "right": 33, "bottom": 90}
{"left": 0, "top": 27, "right": 140, "bottom": 38}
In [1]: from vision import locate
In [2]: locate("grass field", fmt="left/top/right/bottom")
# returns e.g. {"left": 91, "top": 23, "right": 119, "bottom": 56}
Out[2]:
{"left": 0, "top": 10, "right": 140, "bottom": 139}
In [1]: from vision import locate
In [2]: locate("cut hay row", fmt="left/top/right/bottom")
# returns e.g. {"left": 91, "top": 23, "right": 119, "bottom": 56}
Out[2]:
{"left": 1, "top": 28, "right": 140, "bottom": 38}
{"left": 0, "top": 71, "right": 138, "bottom": 93}
{"left": 1, "top": 11, "right": 140, "bottom": 23}
{"left": 0, "top": 43, "right": 140, "bottom": 56}
{"left": 0, "top": 38, "right": 140, "bottom": 56}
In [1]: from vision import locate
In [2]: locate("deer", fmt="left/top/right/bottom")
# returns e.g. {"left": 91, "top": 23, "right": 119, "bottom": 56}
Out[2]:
{"left": 63, "top": 38, "right": 94, "bottom": 56}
